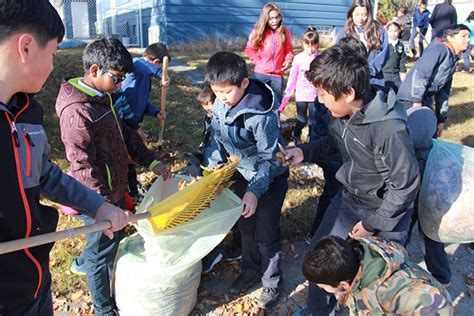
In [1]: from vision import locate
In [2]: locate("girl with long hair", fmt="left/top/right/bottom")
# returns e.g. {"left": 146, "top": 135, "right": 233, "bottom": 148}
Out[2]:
{"left": 245, "top": 3, "right": 294, "bottom": 103}
{"left": 336, "top": 0, "right": 389, "bottom": 87}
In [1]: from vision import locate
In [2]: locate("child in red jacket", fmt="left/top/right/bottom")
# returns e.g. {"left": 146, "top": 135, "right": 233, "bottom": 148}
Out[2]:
{"left": 245, "top": 2, "right": 294, "bottom": 104}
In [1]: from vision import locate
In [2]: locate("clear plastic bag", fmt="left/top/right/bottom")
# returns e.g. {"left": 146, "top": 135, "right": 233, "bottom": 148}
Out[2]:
{"left": 419, "top": 139, "right": 474, "bottom": 243}
{"left": 114, "top": 176, "right": 243, "bottom": 315}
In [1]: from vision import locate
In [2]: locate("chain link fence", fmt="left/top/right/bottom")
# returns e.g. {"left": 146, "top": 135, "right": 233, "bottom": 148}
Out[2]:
{"left": 52, "top": 0, "right": 155, "bottom": 48}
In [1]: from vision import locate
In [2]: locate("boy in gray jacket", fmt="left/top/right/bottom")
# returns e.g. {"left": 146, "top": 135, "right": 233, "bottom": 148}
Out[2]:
{"left": 204, "top": 52, "right": 288, "bottom": 309}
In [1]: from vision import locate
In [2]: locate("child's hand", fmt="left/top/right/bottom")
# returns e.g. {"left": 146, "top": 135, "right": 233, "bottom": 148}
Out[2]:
{"left": 348, "top": 221, "right": 374, "bottom": 239}
{"left": 241, "top": 191, "right": 258, "bottom": 218}
{"left": 152, "top": 164, "right": 171, "bottom": 180}
{"left": 437, "top": 122, "right": 445, "bottom": 137}
{"left": 281, "top": 60, "right": 292, "bottom": 72}
{"left": 137, "top": 128, "right": 148, "bottom": 142}
{"left": 277, "top": 147, "right": 304, "bottom": 167}
{"left": 160, "top": 78, "right": 171, "bottom": 88}
{"left": 94, "top": 202, "right": 130, "bottom": 239}
{"left": 400, "top": 72, "right": 406, "bottom": 82}
{"left": 157, "top": 111, "right": 167, "bottom": 121}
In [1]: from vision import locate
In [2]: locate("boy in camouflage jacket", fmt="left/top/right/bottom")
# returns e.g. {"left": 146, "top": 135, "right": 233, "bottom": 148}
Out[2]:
{"left": 303, "top": 236, "right": 453, "bottom": 315}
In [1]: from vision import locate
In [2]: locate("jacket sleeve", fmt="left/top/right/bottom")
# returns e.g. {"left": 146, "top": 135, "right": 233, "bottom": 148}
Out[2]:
{"left": 369, "top": 28, "right": 390, "bottom": 77}
{"left": 244, "top": 30, "right": 262, "bottom": 65}
{"left": 203, "top": 114, "right": 227, "bottom": 167}
{"left": 144, "top": 101, "right": 160, "bottom": 117}
{"left": 40, "top": 158, "right": 105, "bottom": 218}
{"left": 246, "top": 113, "right": 282, "bottom": 199}
{"left": 298, "top": 133, "right": 339, "bottom": 164}
{"left": 407, "top": 49, "right": 448, "bottom": 103}
{"left": 420, "top": 13, "right": 430, "bottom": 33}
{"left": 283, "top": 28, "right": 295, "bottom": 62}
{"left": 121, "top": 121, "right": 156, "bottom": 168}
{"left": 363, "top": 123, "right": 420, "bottom": 232}
{"left": 135, "top": 58, "right": 163, "bottom": 79}
{"left": 279, "top": 59, "right": 299, "bottom": 112}
{"left": 60, "top": 106, "right": 113, "bottom": 199}
{"left": 434, "top": 78, "right": 452, "bottom": 123}
{"left": 399, "top": 47, "right": 407, "bottom": 73}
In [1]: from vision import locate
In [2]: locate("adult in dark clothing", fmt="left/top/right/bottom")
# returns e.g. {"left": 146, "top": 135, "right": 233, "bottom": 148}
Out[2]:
{"left": 396, "top": 6, "right": 413, "bottom": 53}
{"left": 430, "top": 0, "right": 458, "bottom": 39}
{"left": 410, "top": 1, "right": 430, "bottom": 57}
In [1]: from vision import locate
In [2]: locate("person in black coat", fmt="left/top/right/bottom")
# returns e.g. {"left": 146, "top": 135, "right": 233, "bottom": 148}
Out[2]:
{"left": 430, "top": 0, "right": 458, "bottom": 38}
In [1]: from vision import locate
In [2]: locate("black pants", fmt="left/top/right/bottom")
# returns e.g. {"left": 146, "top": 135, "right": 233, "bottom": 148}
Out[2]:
{"left": 231, "top": 171, "right": 289, "bottom": 288}
{"left": 383, "top": 72, "right": 402, "bottom": 94}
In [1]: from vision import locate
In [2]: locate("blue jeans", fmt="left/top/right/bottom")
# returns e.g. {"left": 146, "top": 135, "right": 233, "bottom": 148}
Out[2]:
{"left": 463, "top": 44, "right": 472, "bottom": 72}
{"left": 410, "top": 28, "right": 425, "bottom": 56}
{"left": 76, "top": 199, "right": 125, "bottom": 315}
{"left": 307, "top": 188, "right": 414, "bottom": 315}
{"left": 252, "top": 72, "right": 284, "bottom": 104}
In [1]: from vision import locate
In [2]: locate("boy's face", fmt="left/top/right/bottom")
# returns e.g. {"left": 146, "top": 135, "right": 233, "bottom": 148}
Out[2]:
{"left": 448, "top": 30, "right": 471, "bottom": 55}
{"left": 22, "top": 37, "right": 58, "bottom": 93}
{"left": 316, "top": 88, "right": 355, "bottom": 118}
{"left": 90, "top": 66, "right": 126, "bottom": 93}
{"left": 419, "top": 4, "right": 427, "bottom": 13}
{"left": 210, "top": 78, "right": 249, "bottom": 107}
{"left": 144, "top": 55, "right": 161, "bottom": 65}
{"left": 201, "top": 101, "right": 213, "bottom": 118}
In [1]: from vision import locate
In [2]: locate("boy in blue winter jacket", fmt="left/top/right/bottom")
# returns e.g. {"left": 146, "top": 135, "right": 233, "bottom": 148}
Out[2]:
{"left": 117, "top": 42, "right": 170, "bottom": 197}
{"left": 398, "top": 24, "right": 471, "bottom": 137}
{"left": 410, "top": 1, "right": 430, "bottom": 57}
{"left": 282, "top": 45, "right": 420, "bottom": 316}
{"left": 204, "top": 51, "right": 289, "bottom": 309}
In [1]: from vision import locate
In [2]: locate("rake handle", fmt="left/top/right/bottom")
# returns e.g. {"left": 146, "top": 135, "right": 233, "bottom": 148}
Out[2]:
{"left": 0, "top": 212, "right": 150, "bottom": 255}
{"left": 158, "top": 56, "right": 169, "bottom": 147}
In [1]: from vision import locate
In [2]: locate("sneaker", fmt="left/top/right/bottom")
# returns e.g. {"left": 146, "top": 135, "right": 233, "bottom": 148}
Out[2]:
{"left": 258, "top": 287, "right": 279, "bottom": 308}
{"left": 202, "top": 250, "right": 223, "bottom": 274}
{"left": 223, "top": 248, "right": 242, "bottom": 261}
{"left": 70, "top": 258, "right": 86, "bottom": 276}
{"left": 305, "top": 232, "right": 313, "bottom": 246}
{"left": 229, "top": 275, "right": 259, "bottom": 294}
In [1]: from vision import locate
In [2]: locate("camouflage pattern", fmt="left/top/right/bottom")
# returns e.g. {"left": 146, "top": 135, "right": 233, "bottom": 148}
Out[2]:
{"left": 338, "top": 237, "right": 453, "bottom": 316}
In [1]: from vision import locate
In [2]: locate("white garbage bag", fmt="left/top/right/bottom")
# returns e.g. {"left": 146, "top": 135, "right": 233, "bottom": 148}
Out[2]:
{"left": 114, "top": 176, "right": 243, "bottom": 315}
{"left": 419, "top": 139, "right": 474, "bottom": 243}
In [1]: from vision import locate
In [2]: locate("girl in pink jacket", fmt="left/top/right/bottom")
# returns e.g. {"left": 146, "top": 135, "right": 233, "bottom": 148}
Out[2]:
{"left": 279, "top": 27, "right": 319, "bottom": 145}
{"left": 245, "top": 3, "right": 294, "bottom": 103}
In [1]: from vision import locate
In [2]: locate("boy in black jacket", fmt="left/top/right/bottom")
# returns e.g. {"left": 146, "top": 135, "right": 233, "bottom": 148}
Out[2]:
{"left": 281, "top": 45, "right": 420, "bottom": 316}
{"left": 0, "top": 1, "right": 128, "bottom": 314}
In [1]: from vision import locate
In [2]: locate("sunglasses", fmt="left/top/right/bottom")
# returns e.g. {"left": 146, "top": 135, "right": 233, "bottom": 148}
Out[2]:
{"left": 100, "top": 67, "right": 126, "bottom": 84}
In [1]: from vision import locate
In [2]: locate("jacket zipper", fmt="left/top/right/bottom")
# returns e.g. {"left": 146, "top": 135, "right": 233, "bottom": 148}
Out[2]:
{"left": 342, "top": 116, "right": 356, "bottom": 191}
{"left": 226, "top": 125, "right": 237, "bottom": 154}
{"left": 22, "top": 129, "right": 34, "bottom": 177}
{"left": 3, "top": 94, "right": 43, "bottom": 298}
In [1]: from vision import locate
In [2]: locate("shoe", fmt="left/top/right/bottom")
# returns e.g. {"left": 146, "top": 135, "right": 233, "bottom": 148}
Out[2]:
{"left": 223, "top": 248, "right": 242, "bottom": 261}
{"left": 70, "top": 258, "right": 86, "bottom": 276}
{"left": 411, "top": 48, "right": 417, "bottom": 56}
{"left": 229, "top": 275, "right": 259, "bottom": 294}
{"left": 305, "top": 232, "right": 314, "bottom": 246}
{"left": 258, "top": 287, "right": 279, "bottom": 308}
{"left": 202, "top": 250, "right": 223, "bottom": 274}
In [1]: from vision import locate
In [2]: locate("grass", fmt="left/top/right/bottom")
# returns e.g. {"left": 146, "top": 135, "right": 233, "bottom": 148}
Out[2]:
{"left": 38, "top": 45, "right": 473, "bottom": 313}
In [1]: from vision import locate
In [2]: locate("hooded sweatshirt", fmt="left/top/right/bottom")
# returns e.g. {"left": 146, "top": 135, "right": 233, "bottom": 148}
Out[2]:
{"left": 299, "top": 88, "right": 420, "bottom": 232}
{"left": 397, "top": 38, "right": 458, "bottom": 123}
{"left": 0, "top": 93, "right": 105, "bottom": 313}
{"left": 339, "top": 237, "right": 453, "bottom": 315}
{"left": 205, "top": 79, "right": 288, "bottom": 198}
{"left": 55, "top": 78, "right": 157, "bottom": 203}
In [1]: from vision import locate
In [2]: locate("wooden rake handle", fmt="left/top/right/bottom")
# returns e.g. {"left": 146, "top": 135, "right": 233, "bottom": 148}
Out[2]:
{"left": 0, "top": 212, "right": 151, "bottom": 255}
{"left": 158, "top": 56, "right": 169, "bottom": 147}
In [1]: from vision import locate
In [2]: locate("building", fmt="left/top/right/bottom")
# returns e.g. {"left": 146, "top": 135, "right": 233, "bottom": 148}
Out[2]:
{"left": 52, "top": 0, "right": 98, "bottom": 39}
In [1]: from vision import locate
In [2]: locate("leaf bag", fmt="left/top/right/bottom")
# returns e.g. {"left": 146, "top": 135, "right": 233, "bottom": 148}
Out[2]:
{"left": 114, "top": 176, "right": 243, "bottom": 315}
{"left": 419, "top": 139, "right": 474, "bottom": 243}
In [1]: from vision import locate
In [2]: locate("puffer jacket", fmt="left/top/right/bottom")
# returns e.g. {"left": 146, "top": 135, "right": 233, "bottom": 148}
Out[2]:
{"left": 245, "top": 27, "right": 294, "bottom": 77}
{"left": 205, "top": 79, "right": 288, "bottom": 198}
{"left": 397, "top": 38, "right": 458, "bottom": 123}
{"left": 340, "top": 237, "right": 453, "bottom": 315}
{"left": 299, "top": 88, "right": 420, "bottom": 232}
{"left": 55, "top": 78, "right": 157, "bottom": 203}
{"left": 0, "top": 93, "right": 105, "bottom": 313}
